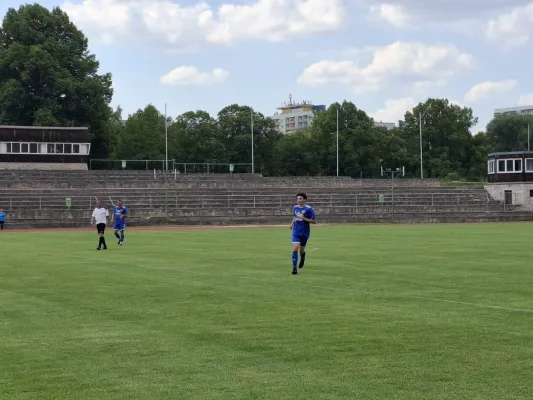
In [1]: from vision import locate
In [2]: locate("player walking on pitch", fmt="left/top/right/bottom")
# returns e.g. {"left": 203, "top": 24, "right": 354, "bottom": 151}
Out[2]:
{"left": 290, "top": 193, "right": 316, "bottom": 275}
{"left": 112, "top": 200, "right": 128, "bottom": 245}
{"left": 91, "top": 200, "right": 109, "bottom": 250}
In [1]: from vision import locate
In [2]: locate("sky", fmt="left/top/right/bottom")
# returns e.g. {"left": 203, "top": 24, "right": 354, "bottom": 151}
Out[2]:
{"left": 2, "top": 0, "right": 533, "bottom": 132}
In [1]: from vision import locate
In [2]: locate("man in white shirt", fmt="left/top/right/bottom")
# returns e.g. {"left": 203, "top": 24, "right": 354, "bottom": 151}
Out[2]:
{"left": 91, "top": 200, "right": 109, "bottom": 250}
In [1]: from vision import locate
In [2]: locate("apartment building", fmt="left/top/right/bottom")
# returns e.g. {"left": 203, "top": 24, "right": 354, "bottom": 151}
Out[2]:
{"left": 494, "top": 105, "right": 533, "bottom": 118}
{"left": 269, "top": 95, "right": 396, "bottom": 133}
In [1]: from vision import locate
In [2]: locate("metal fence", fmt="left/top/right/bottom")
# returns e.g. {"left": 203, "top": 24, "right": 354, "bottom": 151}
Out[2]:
{"left": 0, "top": 192, "right": 509, "bottom": 213}
{"left": 89, "top": 159, "right": 254, "bottom": 174}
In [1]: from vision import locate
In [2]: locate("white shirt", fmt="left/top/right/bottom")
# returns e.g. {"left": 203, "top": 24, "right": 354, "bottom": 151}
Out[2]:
{"left": 92, "top": 207, "right": 109, "bottom": 225}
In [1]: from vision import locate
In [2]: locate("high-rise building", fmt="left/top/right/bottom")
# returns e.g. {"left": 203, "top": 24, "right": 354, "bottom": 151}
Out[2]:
{"left": 269, "top": 95, "right": 325, "bottom": 134}
{"left": 269, "top": 95, "right": 395, "bottom": 133}
{"left": 494, "top": 105, "right": 533, "bottom": 118}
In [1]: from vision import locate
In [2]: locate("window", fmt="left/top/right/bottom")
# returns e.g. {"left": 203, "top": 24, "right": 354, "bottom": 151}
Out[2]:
{"left": 488, "top": 160, "right": 495, "bottom": 174}
{"left": 530, "top": 189, "right": 533, "bottom": 197}
{"left": 2, "top": 142, "right": 88, "bottom": 154}
{"left": 526, "top": 158, "right": 533, "bottom": 172}
{"left": 497, "top": 158, "right": 522, "bottom": 173}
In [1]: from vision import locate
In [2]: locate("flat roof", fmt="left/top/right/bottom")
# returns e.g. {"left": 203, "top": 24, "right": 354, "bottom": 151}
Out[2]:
{"left": 0, "top": 125, "right": 88, "bottom": 130}
{"left": 488, "top": 151, "right": 533, "bottom": 156}
{"left": 494, "top": 105, "right": 533, "bottom": 112}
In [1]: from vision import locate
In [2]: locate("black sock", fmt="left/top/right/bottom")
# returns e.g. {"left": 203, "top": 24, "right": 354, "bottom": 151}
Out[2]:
{"left": 102, "top": 237, "right": 107, "bottom": 248}
{"left": 98, "top": 237, "right": 103, "bottom": 248}
{"left": 115, "top": 232, "right": 120, "bottom": 239}
{"left": 299, "top": 252, "right": 306, "bottom": 267}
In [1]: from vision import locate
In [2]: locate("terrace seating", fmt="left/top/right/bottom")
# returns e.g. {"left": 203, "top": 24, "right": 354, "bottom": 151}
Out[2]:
{"left": 0, "top": 170, "right": 525, "bottom": 228}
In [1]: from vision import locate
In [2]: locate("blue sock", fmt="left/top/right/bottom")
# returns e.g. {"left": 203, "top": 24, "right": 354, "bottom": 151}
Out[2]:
{"left": 292, "top": 251, "right": 298, "bottom": 269}
{"left": 120, "top": 233, "right": 124, "bottom": 242}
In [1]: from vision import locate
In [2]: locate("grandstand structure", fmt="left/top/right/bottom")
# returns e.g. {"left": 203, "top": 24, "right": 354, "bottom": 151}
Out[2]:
{"left": 0, "top": 125, "right": 90, "bottom": 170}
{"left": 0, "top": 170, "right": 529, "bottom": 228}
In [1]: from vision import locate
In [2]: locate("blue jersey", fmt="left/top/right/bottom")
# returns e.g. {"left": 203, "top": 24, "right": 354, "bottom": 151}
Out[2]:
{"left": 292, "top": 205, "right": 315, "bottom": 237}
{"left": 0, "top": 211, "right": 5, "bottom": 221}
{"left": 113, "top": 206, "right": 127, "bottom": 225}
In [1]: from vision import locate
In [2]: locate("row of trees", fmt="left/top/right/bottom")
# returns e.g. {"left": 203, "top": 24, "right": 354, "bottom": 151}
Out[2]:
{"left": 108, "top": 100, "right": 533, "bottom": 179}
{"left": 1, "top": 4, "right": 532, "bottom": 179}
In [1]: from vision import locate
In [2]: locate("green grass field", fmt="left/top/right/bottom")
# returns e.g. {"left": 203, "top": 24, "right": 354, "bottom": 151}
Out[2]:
{"left": 1, "top": 224, "right": 532, "bottom": 399}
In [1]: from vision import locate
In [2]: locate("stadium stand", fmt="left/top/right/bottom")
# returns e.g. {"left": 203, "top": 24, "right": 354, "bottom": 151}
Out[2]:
{"left": 0, "top": 171, "right": 528, "bottom": 228}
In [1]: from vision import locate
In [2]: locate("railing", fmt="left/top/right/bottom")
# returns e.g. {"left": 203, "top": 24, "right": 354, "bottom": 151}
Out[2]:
{"left": 0, "top": 192, "right": 509, "bottom": 213}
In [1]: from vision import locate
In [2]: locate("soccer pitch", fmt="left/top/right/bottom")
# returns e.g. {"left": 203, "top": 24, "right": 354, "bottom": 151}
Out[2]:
{"left": 1, "top": 224, "right": 532, "bottom": 399}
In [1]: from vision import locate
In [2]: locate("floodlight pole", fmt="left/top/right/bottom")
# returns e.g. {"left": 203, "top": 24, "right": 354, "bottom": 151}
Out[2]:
{"left": 336, "top": 107, "right": 339, "bottom": 177}
{"left": 251, "top": 109, "right": 255, "bottom": 174}
{"left": 419, "top": 112, "right": 423, "bottom": 179}
{"left": 381, "top": 167, "right": 404, "bottom": 221}
{"left": 165, "top": 103, "right": 168, "bottom": 171}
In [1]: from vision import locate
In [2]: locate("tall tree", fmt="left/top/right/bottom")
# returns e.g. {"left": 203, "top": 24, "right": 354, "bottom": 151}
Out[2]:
{"left": 217, "top": 104, "right": 280, "bottom": 173}
{"left": 310, "top": 101, "right": 387, "bottom": 177}
{"left": 170, "top": 110, "right": 225, "bottom": 170}
{"left": 115, "top": 105, "right": 166, "bottom": 167}
{"left": 486, "top": 114, "right": 533, "bottom": 153}
{"left": 0, "top": 4, "right": 113, "bottom": 158}
{"left": 399, "top": 98, "right": 477, "bottom": 178}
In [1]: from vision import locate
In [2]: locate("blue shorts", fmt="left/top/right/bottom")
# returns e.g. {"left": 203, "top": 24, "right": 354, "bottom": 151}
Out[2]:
{"left": 292, "top": 234, "right": 309, "bottom": 247}
{"left": 113, "top": 223, "right": 126, "bottom": 231}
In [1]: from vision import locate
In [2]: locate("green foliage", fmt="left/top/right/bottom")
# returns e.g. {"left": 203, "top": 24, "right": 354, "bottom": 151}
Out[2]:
{"left": 486, "top": 114, "right": 533, "bottom": 152}
{"left": 0, "top": 4, "right": 517, "bottom": 178}
{"left": 110, "top": 98, "right": 505, "bottom": 178}
{"left": 0, "top": 4, "right": 113, "bottom": 158}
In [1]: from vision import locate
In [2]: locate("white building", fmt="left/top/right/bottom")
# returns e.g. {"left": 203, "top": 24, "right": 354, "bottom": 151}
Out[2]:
{"left": 269, "top": 96, "right": 325, "bottom": 134}
{"left": 374, "top": 121, "right": 395, "bottom": 131}
{"left": 269, "top": 95, "right": 396, "bottom": 134}
{"left": 494, "top": 105, "right": 533, "bottom": 118}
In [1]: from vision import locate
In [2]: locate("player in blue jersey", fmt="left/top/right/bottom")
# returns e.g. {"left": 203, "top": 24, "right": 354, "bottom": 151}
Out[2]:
{"left": 112, "top": 200, "right": 128, "bottom": 246}
{"left": 0, "top": 208, "right": 5, "bottom": 230}
{"left": 290, "top": 193, "right": 316, "bottom": 275}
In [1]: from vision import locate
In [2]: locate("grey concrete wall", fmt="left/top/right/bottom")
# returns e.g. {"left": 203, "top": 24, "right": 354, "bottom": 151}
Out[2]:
{"left": 484, "top": 183, "right": 533, "bottom": 210}
{"left": 4, "top": 211, "right": 532, "bottom": 229}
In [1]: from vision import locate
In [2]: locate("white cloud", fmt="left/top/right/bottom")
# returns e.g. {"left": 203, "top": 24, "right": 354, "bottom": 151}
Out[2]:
{"left": 485, "top": 3, "right": 533, "bottom": 48}
{"left": 297, "top": 41, "right": 473, "bottom": 93}
{"left": 369, "top": 3, "right": 411, "bottom": 28}
{"left": 371, "top": 97, "right": 417, "bottom": 123}
{"left": 61, "top": 0, "right": 344, "bottom": 48}
{"left": 160, "top": 66, "right": 229, "bottom": 85}
{"left": 518, "top": 94, "right": 533, "bottom": 106}
{"left": 463, "top": 80, "right": 516, "bottom": 103}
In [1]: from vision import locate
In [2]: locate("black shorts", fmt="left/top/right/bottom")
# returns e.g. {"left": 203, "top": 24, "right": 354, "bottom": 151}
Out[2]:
{"left": 96, "top": 223, "right": 106, "bottom": 233}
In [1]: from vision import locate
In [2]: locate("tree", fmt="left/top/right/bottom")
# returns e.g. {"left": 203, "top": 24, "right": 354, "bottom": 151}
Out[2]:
{"left": 115, "top": 105, "right": 166, "bottom": 167}
{"left": 217, "top": 104, "right": 281, "bottom": 173}
{"left": 169, "top": 110, "right": 225, "bottom": 170}
{"left": 0, "top": 4, "right": 114, "bottom": 158}
{"left": 399, "top": 98, "right": 478, "bottom": 178}
{"left": 464, "top": 132, "right": 493, "bottom": 180}
{"left": 486, "top": 114, "right": 533, "bottom": 153}
{"left": 310, "top": 101, "right": 387, "bottom": 177}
